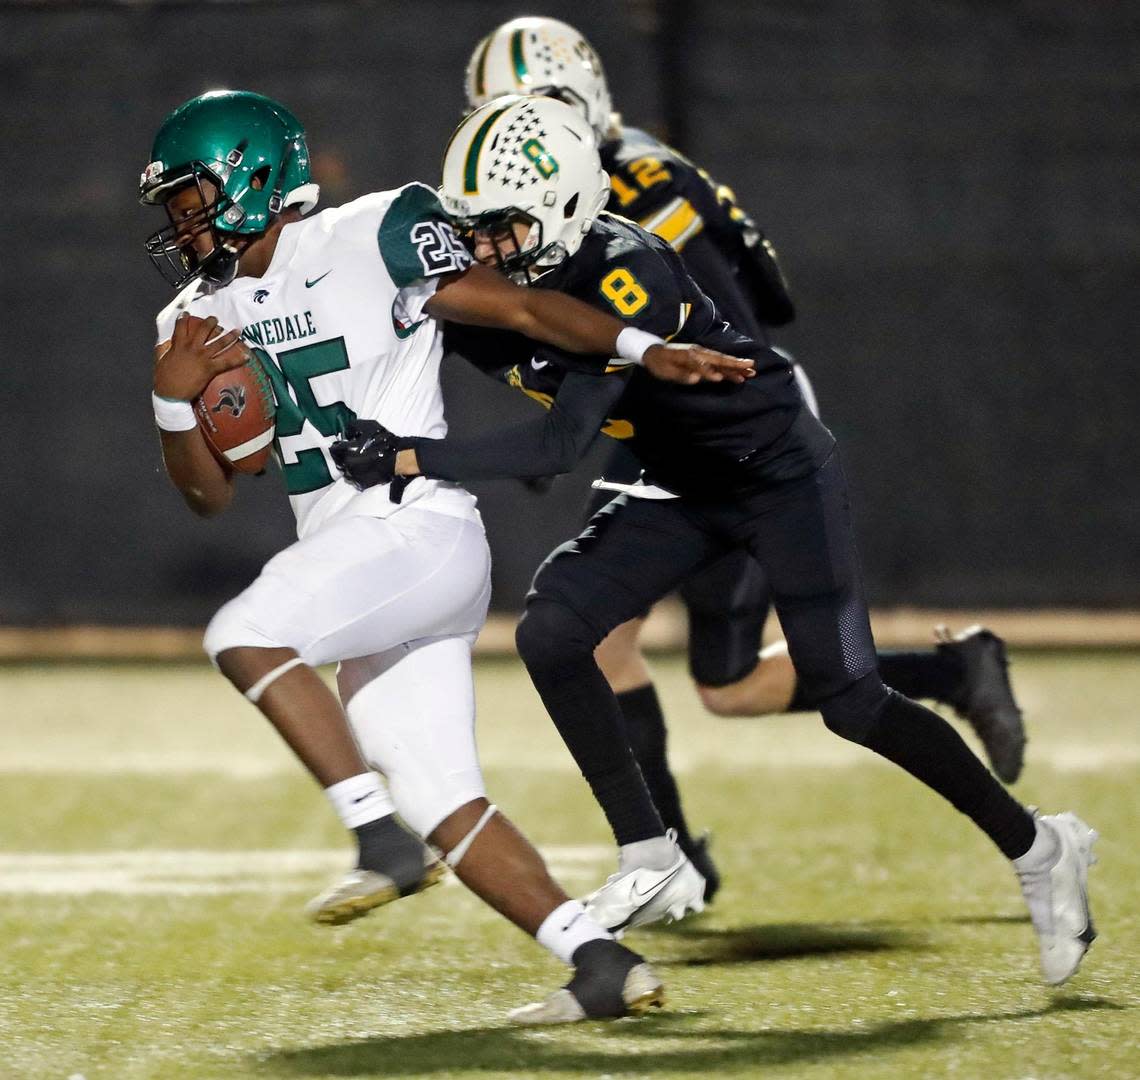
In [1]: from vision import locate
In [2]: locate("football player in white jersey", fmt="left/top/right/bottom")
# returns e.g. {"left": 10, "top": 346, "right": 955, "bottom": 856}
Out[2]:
{"left": 141, "top": 90, "right": 753, "bottom": 1023}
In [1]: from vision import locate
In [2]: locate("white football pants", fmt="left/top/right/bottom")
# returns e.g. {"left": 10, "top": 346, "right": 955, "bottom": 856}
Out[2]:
{"left": 203, "top": 506, "right": 492, "bottom": 835}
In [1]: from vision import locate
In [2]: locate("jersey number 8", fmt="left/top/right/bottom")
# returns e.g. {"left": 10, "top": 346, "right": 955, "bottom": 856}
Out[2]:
{"left": 600, "top": 267, "right": 649, "bottom": 317}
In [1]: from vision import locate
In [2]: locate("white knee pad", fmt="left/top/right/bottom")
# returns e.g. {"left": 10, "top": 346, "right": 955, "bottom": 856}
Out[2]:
{"left": 338, "top": 637, "right": 486, "bottom": 839}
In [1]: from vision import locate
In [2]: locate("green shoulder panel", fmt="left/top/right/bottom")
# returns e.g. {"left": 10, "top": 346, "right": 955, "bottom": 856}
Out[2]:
{"left": 377, "top": 182, "right": 472, "bottom": 287}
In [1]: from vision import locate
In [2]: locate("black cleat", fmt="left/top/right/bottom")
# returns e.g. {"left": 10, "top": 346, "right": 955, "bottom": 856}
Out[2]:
{"left": 508, "top": 939, "right": 665, "bottom": 1024}
{"left": 680, "top": 830, "right": 721, "bottom": 904}
{"left": 936, "top": 625, "right": 1027, "bottom": 784}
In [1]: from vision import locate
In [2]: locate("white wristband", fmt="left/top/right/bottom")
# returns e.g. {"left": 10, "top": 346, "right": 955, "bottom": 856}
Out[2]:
{"left": 614, "top": 326, "right": 664, "bottom": 366}
{"left": 152, "top": 392, "right": 198, "bottom": 432}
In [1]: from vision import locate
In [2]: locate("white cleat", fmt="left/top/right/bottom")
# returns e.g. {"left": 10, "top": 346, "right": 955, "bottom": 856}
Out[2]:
{"left": 508, "top": 962, "right": 665, "bottom": 1025}
{"left": 1015, "top": 811, "right": 1098, "bottom": 985}
{"left": 582, "top": 842, "right": 705, "bottom": 936}
{"left": 305, "top": 855, "right": 446, "bottom": 926}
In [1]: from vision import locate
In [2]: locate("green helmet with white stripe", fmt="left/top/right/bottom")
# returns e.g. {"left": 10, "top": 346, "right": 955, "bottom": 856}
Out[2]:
{"left": 465, "top": 17, "right": 614, "bottom": 142}
{"left": 140, "top": 90, "right": 319, "bottom": 288}
{"left": 440, "top": 95, "right": 609, "bottom": 284}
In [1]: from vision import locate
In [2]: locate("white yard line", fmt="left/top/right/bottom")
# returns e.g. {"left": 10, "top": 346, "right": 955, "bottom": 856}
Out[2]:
{"left": 0, "top": 846, "right": 614, "bottom": 896}
{"left": 4, "top": 742, "right": 1137, "bottom": 776}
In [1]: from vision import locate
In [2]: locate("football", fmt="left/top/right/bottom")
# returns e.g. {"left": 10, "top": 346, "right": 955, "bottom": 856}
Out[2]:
{"left": 194, "top": 351, "right": 277, "bottom": 474}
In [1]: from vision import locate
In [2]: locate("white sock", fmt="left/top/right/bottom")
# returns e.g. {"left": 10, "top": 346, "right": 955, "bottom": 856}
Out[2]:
{"left": 536, "top": 900, "right": 612, "bottom": 965}
{"left": 618, "top": 834, "right": 676, "bottom": 873}
{"left": 1013, "top": 817, "right": 1060, "bottom": 871}
{"left": 324, "top": 773, "right": 396, "bottom": 829}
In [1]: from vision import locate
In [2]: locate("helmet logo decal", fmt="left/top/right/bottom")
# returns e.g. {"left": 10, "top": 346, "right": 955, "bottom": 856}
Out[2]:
{"left": 521, "top": 138, "right": 559, "bottom": 179}
{"left": 472, "top": 34, "right": 492, "bottom": 97}
{"left": 462, "top": 105, "right": 511, "bottom": 195}
{"left": 510, "top": 28, "right": 530, "bottom": 87}
{"left": 210, "top": 384, "right": 247, "bottom": 419}
{"left": 484, "top": 103, "right": 554, "bottom": 190}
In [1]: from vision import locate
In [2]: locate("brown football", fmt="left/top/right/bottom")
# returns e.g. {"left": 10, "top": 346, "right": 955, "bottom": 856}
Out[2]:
{"left": 194, "top": 353, "right": 277, "bottom": 474}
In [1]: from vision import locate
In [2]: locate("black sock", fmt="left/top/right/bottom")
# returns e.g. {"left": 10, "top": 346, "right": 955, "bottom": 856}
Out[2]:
{"left": 354, "top": 814, "right": 430, "bottom": 882}
{"left": 567, "top": 940, "right": 644, "bottom": 1017}
{"left": 616, "top": 684, "right": 693, "bottom": 848}
{"left": 876, "top": 649, "right": 963, "bottom": 705}
{"left": 860, "top": 690, "right": 1035, "bottom": 859}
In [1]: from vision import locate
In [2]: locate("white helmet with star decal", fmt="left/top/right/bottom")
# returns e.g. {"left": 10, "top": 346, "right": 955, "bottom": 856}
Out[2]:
{"left": 440, "top": 94, "right": 609, "bottom": 283}
{"left": 465, "top": 16, "right": 614, "bottom": 142}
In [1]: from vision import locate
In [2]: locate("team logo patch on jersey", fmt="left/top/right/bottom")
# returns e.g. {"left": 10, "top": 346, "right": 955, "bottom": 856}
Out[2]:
{"left": 210, "top": 385, "right": 247, "bottom": 419}
{"left": 253, "top": 289, "right": 270, "bottom": 304}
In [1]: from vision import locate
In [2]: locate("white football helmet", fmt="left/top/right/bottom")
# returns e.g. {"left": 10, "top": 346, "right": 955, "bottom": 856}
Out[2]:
{"left": 440, "top": 95, "right": 609, "bottom": 283}
{"left": 465, "top": 17, "right": 614, "bottom": 142}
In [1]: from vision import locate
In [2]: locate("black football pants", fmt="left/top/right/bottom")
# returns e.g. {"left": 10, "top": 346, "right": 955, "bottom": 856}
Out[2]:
{"left": 517, "top": 448, "right": 1035, "bottom": 859}
{"left": 586, "top": 440, "right": 771, "bottom": 687}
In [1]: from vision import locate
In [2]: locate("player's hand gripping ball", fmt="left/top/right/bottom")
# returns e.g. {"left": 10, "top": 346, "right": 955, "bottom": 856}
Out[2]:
{"left": 155, "top": 313, "right": 277, "bottom": 474}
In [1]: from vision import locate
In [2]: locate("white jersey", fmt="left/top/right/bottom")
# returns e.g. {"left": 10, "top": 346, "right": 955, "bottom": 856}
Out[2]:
{"left": 155, "top": 182, "right": 479, "bottom": 537}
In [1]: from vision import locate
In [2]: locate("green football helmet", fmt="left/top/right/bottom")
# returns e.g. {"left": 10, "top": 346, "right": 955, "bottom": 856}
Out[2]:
{"left": 140, "top": 90, "right": 319, "bottom": 288}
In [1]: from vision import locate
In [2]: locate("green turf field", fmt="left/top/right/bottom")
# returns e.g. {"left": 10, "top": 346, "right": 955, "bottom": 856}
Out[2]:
{"left": 2, "top": 652, "right": 1136, "bottom": 1079}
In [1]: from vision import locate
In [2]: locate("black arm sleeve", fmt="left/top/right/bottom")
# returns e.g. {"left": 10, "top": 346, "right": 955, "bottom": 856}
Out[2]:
{"left": 412, "top": 370, "right": 629, "bottom": 482}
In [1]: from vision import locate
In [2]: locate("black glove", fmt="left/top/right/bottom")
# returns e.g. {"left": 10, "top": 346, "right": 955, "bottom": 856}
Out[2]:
{"left": 329, "top": 419, "right": 401, "bottom": 492}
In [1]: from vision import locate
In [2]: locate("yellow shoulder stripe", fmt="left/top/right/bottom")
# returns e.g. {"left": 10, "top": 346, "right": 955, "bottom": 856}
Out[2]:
{"left": 640, "top": 196, "right": 704, "bottom": 250}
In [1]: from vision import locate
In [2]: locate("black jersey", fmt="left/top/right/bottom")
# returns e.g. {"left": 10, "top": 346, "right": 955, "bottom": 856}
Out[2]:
{"left": 600, "top": 127, "right": 795, "bottom": 336}
{"left": 435, "top": 214, "right": 831, "bottom": 498}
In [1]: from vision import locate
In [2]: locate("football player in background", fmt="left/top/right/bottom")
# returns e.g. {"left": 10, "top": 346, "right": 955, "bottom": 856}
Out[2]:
{"left": 140, "top": 90, "right": 751, "bottom": 1023}
{"left": 463, "top": 16, "right": 1027, "bottom": 900}
{"left": 333, "top": 95, "right": 1097, "bottom": 988}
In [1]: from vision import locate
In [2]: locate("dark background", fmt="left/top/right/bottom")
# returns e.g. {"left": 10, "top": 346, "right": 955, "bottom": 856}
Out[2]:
{"left": 2, "top": 0, "right": 1137, "bottom": 626}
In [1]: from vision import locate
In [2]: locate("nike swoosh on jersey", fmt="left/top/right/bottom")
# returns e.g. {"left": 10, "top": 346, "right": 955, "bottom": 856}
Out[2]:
{"left": 305, "top": 270, "right": 333, "bottom": 288}
{"left": 530, "top": 358, "right": 549, "bottom": 370}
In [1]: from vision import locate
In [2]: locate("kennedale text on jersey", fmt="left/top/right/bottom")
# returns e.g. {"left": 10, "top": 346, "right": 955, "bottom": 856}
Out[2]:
{"left": 241, "top": 310, "right": 318, "bottom": 348}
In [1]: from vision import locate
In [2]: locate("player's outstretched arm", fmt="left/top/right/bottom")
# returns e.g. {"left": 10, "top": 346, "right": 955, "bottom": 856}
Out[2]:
{"left": 330, "top": 371, "right": 623, "bottom": 490}
{"left": 424, "top": 263, "right": 754, "bottom": 385}
{"left": 153, "top": 313, "right": 247, "bottom": 518}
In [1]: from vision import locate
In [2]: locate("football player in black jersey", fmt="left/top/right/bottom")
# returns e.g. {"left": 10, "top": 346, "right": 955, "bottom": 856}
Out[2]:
{"left": 459, "top": 17, "right": 1026, "bottom": 901}
{"left": 330, "top": 96, "right": 1096, "bottom": 988}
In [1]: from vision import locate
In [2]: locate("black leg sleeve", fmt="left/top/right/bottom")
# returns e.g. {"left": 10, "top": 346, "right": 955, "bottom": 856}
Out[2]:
{"left": 792, "top": 648, "right": 964, "bottom": 711}
{"left": 617, "top": 684, "right": 693, "bottom": 846}
{"left": 744, "top": 452, "right": 1034, "bottom": 860}
{"left": 519, "top": 496, "right": 725, "bottom": 846}
{"left": 517, "top": 600, "right": 664, "bottom": 845}
{"left": 876, "top": 649, "right": 963, "bottom": 704}
{"left": 817, "top": 675, "right": 1035, "bottom": 859}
